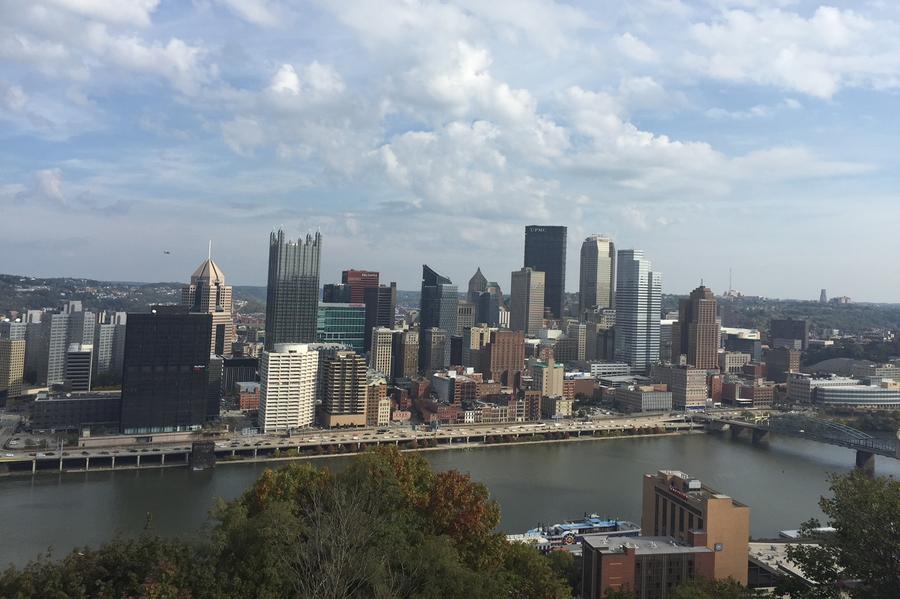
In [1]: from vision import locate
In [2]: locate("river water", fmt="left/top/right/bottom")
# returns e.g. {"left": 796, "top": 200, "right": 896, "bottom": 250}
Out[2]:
{"left": 2, "top": 433, "right": 898, "bottom": 568}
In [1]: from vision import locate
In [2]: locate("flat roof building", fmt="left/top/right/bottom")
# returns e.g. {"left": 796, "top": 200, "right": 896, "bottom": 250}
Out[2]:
{"left": 582, "top": 534, "right": 714, "bottom": 599}
{"left": 641, "top": 470, "right": 750, "bottom": 585}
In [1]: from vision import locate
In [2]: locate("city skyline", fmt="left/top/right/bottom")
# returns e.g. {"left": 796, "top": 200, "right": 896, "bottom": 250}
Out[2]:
{"left": 3, "top": 2, "right": 900, "bottom": 301}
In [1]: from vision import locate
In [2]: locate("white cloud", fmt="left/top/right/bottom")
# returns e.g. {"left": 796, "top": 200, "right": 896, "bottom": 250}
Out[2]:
{"left": 41, "top": 0, "right": 160, "bottom": 27}
{"left": 687, "top": 6, "right": 900, "bottom": 98}
{"left": 704, "top": 98, "right": 801, "bottom": 119}
{"left": 216, "top": 0, "right": 283, "bottom": 27}
{"left": 616, "top": 32, "right": 658, "bottom": 62}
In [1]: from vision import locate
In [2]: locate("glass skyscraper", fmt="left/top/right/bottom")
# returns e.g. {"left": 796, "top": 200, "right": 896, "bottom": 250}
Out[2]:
{"left": 419, "top": 265, "right": 458, "bottom": 368}
{"left": 316, "top": 303, "right": 366, "bottom": 354}
{"left": 265, "top": 230, "right": 322, "bottom": 349}
{"left": 524, "top": 225, "right": 567, "bottom": 318}
{"left": 614, "top": 249, "right": 661, "bottom": 374}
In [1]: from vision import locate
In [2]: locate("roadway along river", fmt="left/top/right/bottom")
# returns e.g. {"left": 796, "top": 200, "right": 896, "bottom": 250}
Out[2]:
{"left": 2, "top": 432, "right": 899, "bottom": 568}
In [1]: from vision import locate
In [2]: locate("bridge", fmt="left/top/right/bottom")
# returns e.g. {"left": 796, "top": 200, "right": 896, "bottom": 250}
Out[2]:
{"left": 700, "top": 413, "right": 900, "bottom": 475}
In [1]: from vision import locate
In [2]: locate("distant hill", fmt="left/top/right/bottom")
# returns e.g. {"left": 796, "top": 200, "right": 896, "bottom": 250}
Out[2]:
{"left": 1, "top": 274, "right": 421, "bottom": 316}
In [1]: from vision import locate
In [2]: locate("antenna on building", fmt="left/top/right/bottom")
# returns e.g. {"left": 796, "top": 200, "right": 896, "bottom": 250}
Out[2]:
{"left": 729, "top": 267, "right": 733, "bottom": 292}
{"left": 208, "top": 240, "right": 212, "bottom": 261}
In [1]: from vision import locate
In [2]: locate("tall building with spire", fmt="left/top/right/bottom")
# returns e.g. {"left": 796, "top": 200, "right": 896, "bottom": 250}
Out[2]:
{"left": 467, "top": 267, "right": 488, "bottom": 302}
{"left": 182, "top": 248, "right": 234, "bottom": 356}
{"left": 671, "top": 285, "right": 719, "bottom": 369}
{"left": 614, "top": 250, "right": 662, "bottom": 373}
{"left": 265, "top": 230, "right": 322, "bottom": 349}
{"left": 579, "top": 235, "right": 616, "bottom": 316}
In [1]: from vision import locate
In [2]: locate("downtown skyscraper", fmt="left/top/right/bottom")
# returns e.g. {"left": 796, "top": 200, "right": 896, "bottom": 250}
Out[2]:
{"left": 265, "top": 230, "right": 322, "bottom": 350}
{"left": 579, "top": 235, "right": 616, "bottom": 316}
{"left": 419, "top": 265, "right": 457, "bottom": 368}
{"left": 614, "top": 250, "right": 662, "bottom": 373}
{"left": 524, "top": 225, "right": 567, "bottom": 318}
{"left": 672, "top": 285, "right": 719, "bottom": 369}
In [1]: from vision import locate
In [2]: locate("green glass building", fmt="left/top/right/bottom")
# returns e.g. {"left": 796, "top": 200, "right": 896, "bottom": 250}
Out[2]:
{"left": 316, "top": 303, "right": 366, "bottom": 354}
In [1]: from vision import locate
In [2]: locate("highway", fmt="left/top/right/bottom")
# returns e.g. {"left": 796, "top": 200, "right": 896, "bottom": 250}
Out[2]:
{"left": 0, "top": 413, "right": 698, "bottom": 473}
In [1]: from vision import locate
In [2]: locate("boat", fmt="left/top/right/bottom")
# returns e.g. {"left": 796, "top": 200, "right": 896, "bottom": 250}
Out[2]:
{"left": 507, "top": 514, "right": 641, "bottom": 552}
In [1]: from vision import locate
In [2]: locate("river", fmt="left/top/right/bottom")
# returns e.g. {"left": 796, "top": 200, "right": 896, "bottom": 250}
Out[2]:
{"left": 2, "top": 433, "right": 898, "bottom": 568}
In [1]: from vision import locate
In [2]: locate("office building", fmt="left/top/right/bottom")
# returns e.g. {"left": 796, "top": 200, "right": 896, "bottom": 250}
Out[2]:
{"left": 316, "top": 303, "right": 366, "bottom": 353}
{"left": 323, "top": 283, "right": 351, "bottom": 303}
{"left": 651, "top": 364, "right": 707, "bottom": 410}
{"left": 182, "top": 256, "right": 234, "bottom": 357}
{"left": 421, "top": 328, "right": 448, "bottom": 375}
{"left": 766, "top": 346, "right": 801, "bottom": 384}
{"left": 64, "top": 343, "right": 93, "bottom": 392}
{"left": 93, "top": 322, "right": 117, "bottom": 377}
{"left": 483, "top": 329, "right": 524, "bottom": 389}
{"left": 672, "top": 286, "right": 719, "bottom": 369}
{"left": 363, "top": 283, "right": 397, "bottom": 348}
{"left": 259, "top": 344, "right": 318, "bottom": 433}
{"left": 236, "top": 381, "right": 260, "bottom": 411}
{"left": 614, "top": 250, "right": 662, "bottom": 373}
{"left": 510, "top": 267, "right": 545, "bottom": 336}
{"left": 719, "top": 352, "right": 751, "bottom": 374}
{"left": 342, "top": 269, "right": 379, "bottom": 304}
{"left": 642, "top": 470, "right": 750, "bottom": 585}
{"left": 617, "top": 384, "right": 672, "bottom": 413}
{"left": 366, "top": 372, "right": 390, "bottom": 427}
{"left": 30, "top": 391, "right": 121, "bottom": 433}
{"left": 524, "top": 225, "right": 567, "bottom": 318}
{"left": 787, "top": 372, "right": 859, "bottom": 404}
{"left": 769, "top": 318, "right": 809, "bottom": 351}
{"left": 45, "top": 302, "right": 96, "bottom": 388}
{"left": 532, "top": 356, "right": 564, "bottom": 397}
{"left": 456, "top": 300, "right": 475, "bottom": 336}
{"left": 221, "top": 357, "right": 258, "bottom": 395}
{"left": 462, "top": 325, "right": 495, "bottom": 369}
{"left": 265, "top": 230, "right": 322, "bottom": 349}
{"left": 659, "top": 319, "right": 676, "bottom": 361}
{"left": 0, "top": 320, "right": 26, "bottom": 341}
{"left": 468, "top": 267, "right": 488, "bottom": 302}
{"left": 541, "top": 395, "right": 574, "bottom": 418}
{"left": 369, "top": 327, "right": 393, "bottom": 376}
{"left": 850, "top": 362, "right": 900, "bottom": 382}
{"left": 476, "top": 290, "right": 500, "bottom": 327}
{"left": 120, "top": 309, "right": 212, "bottom": 434}
{"left": 419, "top": 265, "right": 458, "bottom": 368}
{"left": 391, "top": 328, "right": 419, "bottom": 380}
{"left": 321, "top": 350, "right": 367, "bottom": 427}
{"left": 0, "top": 339, "right": 25, "bottom": 400}
{"left": 579, "top": 235, "right": 616, "bottom": 316}
{"left": 581, "top": 533, "right": 714, "bottom": 599}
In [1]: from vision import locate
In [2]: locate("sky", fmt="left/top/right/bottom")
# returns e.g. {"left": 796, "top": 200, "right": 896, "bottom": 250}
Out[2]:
{"left": 2, "top": 1, "right": 900, "bottom": 301}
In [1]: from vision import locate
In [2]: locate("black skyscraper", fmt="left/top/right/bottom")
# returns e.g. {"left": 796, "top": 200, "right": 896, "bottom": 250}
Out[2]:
{"left": 120, "top": 307, "right": 212, "bottom": 434}
{"left": 419, "top": 265, "right": 458, "bottom": 368}
{"left": 524, "top": 225, "right": 567, "bottom": 318}
{"left": 363, "top": 282, "right": 397, "bottom": 349}
{"left": 265, "top": 230, "right": 322, "bottom": 349}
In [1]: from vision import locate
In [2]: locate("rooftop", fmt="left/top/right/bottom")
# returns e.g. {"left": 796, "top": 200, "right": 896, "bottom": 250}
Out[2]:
{"left": 583, "top": 535, "right": 712, "bottom": 556}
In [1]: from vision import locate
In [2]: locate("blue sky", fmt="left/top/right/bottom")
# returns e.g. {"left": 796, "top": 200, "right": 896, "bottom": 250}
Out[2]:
{"left": 2, "top": 0, "right": 899, "bottom": 301}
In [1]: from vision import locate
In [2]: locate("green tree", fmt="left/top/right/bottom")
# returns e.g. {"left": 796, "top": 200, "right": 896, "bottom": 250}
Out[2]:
{"left": 0, "top": 447, "right": 573, "bottom": 598}
{"left": 672, "top": 577, "right": 760, "bottom": 598}
{"left": 777, "top": 471, "right": 900, "bottom": 599}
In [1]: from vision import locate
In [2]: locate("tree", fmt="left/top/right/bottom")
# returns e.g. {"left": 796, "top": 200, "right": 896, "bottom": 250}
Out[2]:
{"left": 672, "top": 577, "right": 760, "bottom": 598}
{"left": 777, "top": 471, "right": 900, "bottom": 599}
{"left": 0, "top": 446, "right": 577, "bottom": 598}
